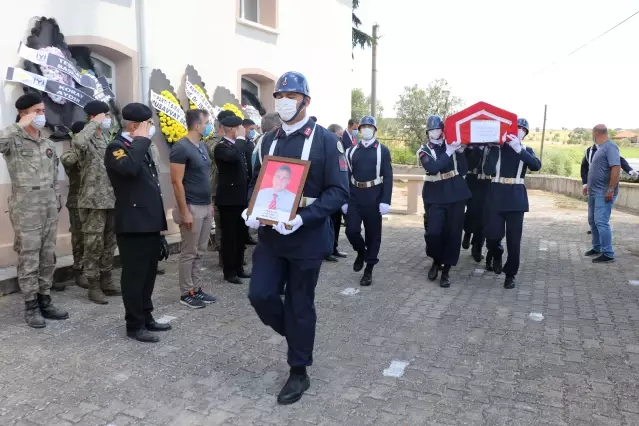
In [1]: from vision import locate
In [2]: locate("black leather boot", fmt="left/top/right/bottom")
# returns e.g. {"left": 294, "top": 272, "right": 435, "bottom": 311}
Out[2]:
{"left": 462, "top": 232, "right": 471, "bottom": 250}
{"left": 360, "top": 264, "right": 373, "bottom": 286}
{"left": 493, "top": 252, "right": 503, "bottom": 275}
{"left": 25, "top": 300, "right": 46, "bottom": 328}
{"left": 428, "top": 261, "right": 440, "bottom": 281}
{"left": 440, "top": 265, "right": 451, "bottom": 288}
{"left": 353, "top": 251, "right": 365, "bottom": 272}
{"left": 485, "top": 251, "right": 494, "bottom": 272}
{"left": 471, "top": 244, "right": 484, "bottom": 263}
{"left": 504, "top": 275, "right": 516, "bottom": 289}
{"left": 37, "top": 294, "right": 69, "bottom": 320}
{"left": 277, "top": 368, "right": 310, "bottom": 405}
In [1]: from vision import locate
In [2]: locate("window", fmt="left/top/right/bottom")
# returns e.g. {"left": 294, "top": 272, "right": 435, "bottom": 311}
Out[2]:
{"left": 240, "top": 0, "right": 259, "bottom": 23}
{"left": 242, "top": 77, "right": 260, "bottom": 98}
{"left": 90, "top": 53, "right": 116, "bottom": 93}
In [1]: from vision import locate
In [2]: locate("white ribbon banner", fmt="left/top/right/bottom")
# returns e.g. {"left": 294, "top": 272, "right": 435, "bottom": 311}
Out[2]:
{"left": 4, "top": 67, "right": 95, "bottom": 107}
{"left": 150, "top": 90, "right": 187, "bottom": 130}
{"left": 185, "top": 77, "right": 221, "bottom": 119}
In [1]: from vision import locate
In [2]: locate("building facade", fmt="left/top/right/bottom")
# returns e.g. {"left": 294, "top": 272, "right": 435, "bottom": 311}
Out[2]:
{"left": 0, "top": 0, "right": 352, "bottom": 267}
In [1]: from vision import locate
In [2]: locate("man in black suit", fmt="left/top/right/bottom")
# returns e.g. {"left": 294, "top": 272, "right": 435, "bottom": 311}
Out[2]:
{"left": 214, "top": 114, "right": 252, "bottom": 284}
{"left": 104, "top": 103, "right": 171, "bottom": 343}
{"left": 342, "top": 118, "right": 359, "bottom": 148}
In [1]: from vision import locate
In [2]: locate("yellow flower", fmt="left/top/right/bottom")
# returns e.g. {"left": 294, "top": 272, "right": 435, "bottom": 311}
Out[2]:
{"left": 222, "top": 103, "right": 244, "bottom": 120}
{"left": 154, "top": 91, "right": 186, "bottom": 143}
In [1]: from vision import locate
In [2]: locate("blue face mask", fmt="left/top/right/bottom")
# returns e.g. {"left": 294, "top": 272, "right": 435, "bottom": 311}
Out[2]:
{"left": 352, "top": 129, "right": 359, "bottom": 137}
{"left": 248, "top": 129, "right": 257, "bottom": 139}
{"left": 202, "top": 123, "right": 213, "bottom": 138}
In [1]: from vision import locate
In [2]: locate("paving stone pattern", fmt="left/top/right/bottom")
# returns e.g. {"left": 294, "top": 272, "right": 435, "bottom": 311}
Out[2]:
{"left": 1, "top": 191, "right": 639, "bottom": 425}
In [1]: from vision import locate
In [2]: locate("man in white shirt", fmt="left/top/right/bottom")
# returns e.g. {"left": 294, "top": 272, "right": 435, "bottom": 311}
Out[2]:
{"left": 254, "top": 165, "right": 297, "bottom": 222}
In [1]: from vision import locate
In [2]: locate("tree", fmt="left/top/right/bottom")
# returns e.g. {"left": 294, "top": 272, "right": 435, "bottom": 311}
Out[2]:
{"left": 351, "top": 88, "right": 384, "bottom": 120}
{"left": 352, "top": 0, "right": 372, "bottom": 53}
{"left": 394, "top": 79, "right": 463, "bottom": 150}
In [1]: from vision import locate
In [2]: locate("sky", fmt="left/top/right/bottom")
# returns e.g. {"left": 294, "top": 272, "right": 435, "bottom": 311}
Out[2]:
{"left": 350, "top": 0, "right": 639, "bottom": 130}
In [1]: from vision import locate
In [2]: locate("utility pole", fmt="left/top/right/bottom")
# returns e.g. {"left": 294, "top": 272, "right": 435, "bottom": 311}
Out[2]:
{"left": 370, "top": 23, "right": 379, "bottom": 118}
{"left": 540, "top": 104, "right": 547, "bottom": 162}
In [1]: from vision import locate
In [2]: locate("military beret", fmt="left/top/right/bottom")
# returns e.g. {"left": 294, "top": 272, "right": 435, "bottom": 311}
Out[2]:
{"left": 242, "top": 118, "right": 255, "bottom": 126}
{"left": 122, "top": 103, "right": 152, "bottom": 122}
{"left": 220, "top": 115, "right": 242, "bottom": 127}
{"left": 70, "top": 121, "right": 86, "bottom": 134}
{"left": 15, "top": 92, "right": 43, "bottom": 110}
{"left": 217, "top": 110, "right": 234, "bottom": 121}
{"left": 84, "top": 100, "right": 110, "bottom": 116}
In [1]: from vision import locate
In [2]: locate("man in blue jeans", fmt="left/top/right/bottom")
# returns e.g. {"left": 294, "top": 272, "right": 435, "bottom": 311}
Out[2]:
{"left": 584, "top": 124, "right": 620, "bottom": 263}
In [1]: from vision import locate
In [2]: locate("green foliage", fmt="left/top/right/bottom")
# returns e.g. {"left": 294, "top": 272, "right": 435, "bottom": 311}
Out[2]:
{"left": 567, "top": 128, "right": 591, "bottom": 145}
{"left": 616, "top": 138, "right": 633, "bottom": 147}
{"left": 394, "top": 79, "right": 463, "bottom": 151}
{"left": 543, "top": 151, "right": 573, "bottom": 176}
{"left": 552, "top": 133, "right": 560, "bottom": 142}
{"left": 350, "top": 88, "right": 384, "bottom": 120}
{"left": 352, "top": 0, "right": 372, "bottom": 52}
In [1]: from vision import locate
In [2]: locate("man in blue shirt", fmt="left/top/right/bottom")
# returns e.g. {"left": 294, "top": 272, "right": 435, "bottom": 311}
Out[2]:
{"left": 584, "top": 124, "right": 621, "bottom": 263}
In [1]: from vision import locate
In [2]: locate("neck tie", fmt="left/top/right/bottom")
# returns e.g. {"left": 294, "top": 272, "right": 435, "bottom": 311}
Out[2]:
{"left": 268, "top": 193, "right": 277, "bottom": 209}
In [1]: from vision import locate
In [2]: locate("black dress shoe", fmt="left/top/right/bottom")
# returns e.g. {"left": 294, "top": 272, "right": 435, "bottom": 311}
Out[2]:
{"left": 584, "top": 249, "right": 600, "bottom": 257}
{"left": 237, "top": 269, "right": 252, "bottom": 279}
{"left": 428, "top": 262, "right": 440, "bottom": 281}
{"left": 146, "top": 321, "right": 172, "bottom": 332}
{"left": 333, "top": 250, "right": 347, "bottom": 258}
{"left": 277, "top": 372, "right": 310, "bottom": 405}
{"left": 127, "top": 329, "right": 160, "bottom": 343}
{"left": 360, "top": 266, "right": 373, "bottom": 287}
{"left": 493, "top": 253, "right": 503, "bottom": 275}
{"left": 504, "top": 275, "right": 516, "bottom": 289}
{"left": 353, "top": 252, "right": 365, "bottom": 272}
{"left": 439, "top": 265, "right": 451, "bottom": 288}
{"left": 225, "top": 276, "right": 242, "bottom": 284}
{"left": 592, "top": 254, "right": 615, "bottom": 264}
{"left": 462, "top": 232, "right": 471, "bottom": 250}
{"left": 325, "top": 255, "right": 338, "bottom": 262}
{"left": 471, "top": 245, "right": 484, "bottom": 263}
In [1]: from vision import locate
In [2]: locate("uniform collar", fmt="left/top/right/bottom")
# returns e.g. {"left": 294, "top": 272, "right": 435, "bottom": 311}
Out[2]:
{"left": 359, "top": 139, "right": 378, "bottom": 148}
{"left": 281, "top": 115, "right": 311, "bottom": 137}
{"left": 223, "top": 137, "right": 235, "bottom": 144}
{"left": 18, "top": 125, "right": 44, "bottom": 143}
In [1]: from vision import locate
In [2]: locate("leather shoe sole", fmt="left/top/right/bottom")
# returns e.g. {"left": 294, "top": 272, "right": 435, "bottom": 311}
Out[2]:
{"left": 126, "top": 330, "right": 160, "bottom": 343}
{"left": 277, "top": 376, "right": 310, "bottom": 405}
{"left": 146, "top": 322, "right": 172, "bottom": 332}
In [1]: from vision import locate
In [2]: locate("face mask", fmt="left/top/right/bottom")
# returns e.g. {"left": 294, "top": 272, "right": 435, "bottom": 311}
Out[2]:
{"left": 275, "top": 98, "right": 299, "bottom": 122}
{"left": 101, "top": 118, "right": 112, "bottom": 130}
{"left": 32, "top": 114, "right": 46, "bottom": 129}
{"left": 352, "top": 129, "right": 359, "bottom": 137}
{"left": 517, "top": 129, "right": 527, "bottom": 140}
{"left": 428, "top": 129, "right": 443, "bottom": 141}
{"left": 247, "top": 129, "right": 257, "bottom": 139}
{"left": 201, "top": 123, "right": 213, "bottom": 138}
{"left": 361, "top": 128, "right": 375, "bottom": 141}
{"left": 149, "top": 125, "right": 156, "bottom": 138}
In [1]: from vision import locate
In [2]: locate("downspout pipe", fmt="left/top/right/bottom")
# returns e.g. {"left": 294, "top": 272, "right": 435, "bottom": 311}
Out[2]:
{"left": 135, "top": 0, "right": 150, "bottom": 103}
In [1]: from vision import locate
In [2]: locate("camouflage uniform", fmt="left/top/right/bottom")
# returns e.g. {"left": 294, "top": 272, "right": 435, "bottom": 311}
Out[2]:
{"left": 60, "top": 145, "right": 88, "bottom": 289}
{"left": 205, "top": 136, "right": 222, "bottom": 254}
{"left": 73, "top": 121, "right": 118, "bottom": 303}
{"left": 1, "top": 123, "right": 68, "bottom": 325}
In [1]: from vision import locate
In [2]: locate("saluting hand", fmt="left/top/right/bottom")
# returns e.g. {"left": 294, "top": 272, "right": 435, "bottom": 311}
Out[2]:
{"left": 133, "top": 122, "right": 150, "bottom": 138}
{"left": 18, "top": 112, "right": 37, "bottom": 128}
{"left": 92, "top": 113, "right": 107, "bottom": 123}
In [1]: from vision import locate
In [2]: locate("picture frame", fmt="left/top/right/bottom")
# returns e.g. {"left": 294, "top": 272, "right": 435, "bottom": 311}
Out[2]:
{"left": 247, "top": 155, "right": 311, "bottom": 226}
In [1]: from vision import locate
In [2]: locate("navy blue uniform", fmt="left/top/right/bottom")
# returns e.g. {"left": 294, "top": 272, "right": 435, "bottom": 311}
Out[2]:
{"left": 344, "top": 140, "right": 393, "bottom": 266}
{"left": 419, "top": 143, "right": 471, "bottom": 266}
{"left": 247, "top": 119, "right": 349, "bottom": 367}
{"left": 483, "top": 143, "right": 542, "bottom": 277}
{"left": 463, "top": 146, "right": 491, "bottom": 250}
{"left": 104, "top": 135, "right": 167, "bottom": 332}
{"left": 580, "top": 144, "right": 633, "bottom": 184}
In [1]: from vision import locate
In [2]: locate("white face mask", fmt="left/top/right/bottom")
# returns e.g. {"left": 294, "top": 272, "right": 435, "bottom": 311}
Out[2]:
{"left": 149, "top": 125, "right": 156, "bottom": 138}
{"left": 517, "top": 128, "right": 527, "bottom": 140}
{"left": 275, "top": 98, "right": 299, "bottom": 122}
{"left": 101, "top": 118, "right": 112, "bottom": 130}
{"left": 32, "top": 114, "right": 46, "bottom": 129}
{"left": 361, "top": 128, "right": 375, "bottom": 141}
{"left": 428, "top": 129, "right": 443, "bottom": 141}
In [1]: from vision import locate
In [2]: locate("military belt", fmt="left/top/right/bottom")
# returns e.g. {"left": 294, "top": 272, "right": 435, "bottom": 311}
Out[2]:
{"left": 492, "top": 177, "right": 525, "bottom": 185}
{"left": 424, "top": 171, "right": 458, "bottom": 182}
{"left": 12, "top": 184, "right": 54, "bottom": 191}
{"left": 351, "top": 176, "right": 383, "bottom": 188}
{"left": 467, "top": 173, "right": 492, "bottom": 180}
{"left": 299, "top": 197, "right": 316, "bottom": 208}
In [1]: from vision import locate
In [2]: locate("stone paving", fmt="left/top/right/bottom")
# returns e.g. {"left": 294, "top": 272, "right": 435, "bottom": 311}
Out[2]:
{"left": 1, "top": 190, "right": 639, "bottom": 426}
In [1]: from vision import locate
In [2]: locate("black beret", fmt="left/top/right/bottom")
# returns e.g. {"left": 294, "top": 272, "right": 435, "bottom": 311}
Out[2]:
{"left": 70, "top": 121, "right": 86, "bottom": 134}
{"left": 122, "top": 103, "right": 152, "bottom": 122}
{"left": 84, "top": 100, "right": 110, "bottom": 116}
{"left": 220, "top": 115, "right": 242, "bottom": 127}
{"left": 15, "top": 93, "right": 43, "bottom": 110}
{"left": 217, "top": 110, "right": 234, "bottom": 121}
{"left": 242, "top": 118, "right": 255, "bottom": 126}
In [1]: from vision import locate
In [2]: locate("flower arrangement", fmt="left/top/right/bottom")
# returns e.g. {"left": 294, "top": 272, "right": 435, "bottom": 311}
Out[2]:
{"left": 158, "top": 90, "right": 187, "bottom": 143}
{"left": 188, "top": 84, "right": 213, "bottom": 140}
{"left": 222, "top": 103, "right": 244, "bottom": 120}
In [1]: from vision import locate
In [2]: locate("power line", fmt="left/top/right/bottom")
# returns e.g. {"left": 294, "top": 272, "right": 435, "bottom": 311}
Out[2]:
{"left": 532, "top": 8, "right": 639, "bottom": 76}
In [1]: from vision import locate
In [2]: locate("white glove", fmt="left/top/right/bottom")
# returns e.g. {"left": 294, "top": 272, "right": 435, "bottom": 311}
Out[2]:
{"left": 506, "top": 134, "right": 522, "bottom": 153}
{"left": 379, "top": 203, "right": 390, "bottom": 215}
{"left": 445, "top": 140, "right": 461, "bottom": 156}
{"left": 341, "top": 204, "right": 348, "bottom": 214}
{"left": 273, "top": 214, "right": 303, "bottom": 235}
{"left": 241, "top": 208, "right": 261, "bottom": 230}
{"left": 630, "top": 170, "right": 639, "bottom": 178}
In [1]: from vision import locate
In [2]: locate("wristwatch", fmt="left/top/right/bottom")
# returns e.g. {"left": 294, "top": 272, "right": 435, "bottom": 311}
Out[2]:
{"left": 606, "top": 188, "right": 614, "bottom": 193}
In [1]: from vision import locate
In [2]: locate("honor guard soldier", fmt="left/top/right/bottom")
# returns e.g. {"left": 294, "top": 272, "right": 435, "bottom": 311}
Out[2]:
{"left": 244, "top": 71, "right": 349, "bottom": 405}
{"left": 462, "top": 145, "right": 491, "bottom": 262}
{"left": 418, "top": 116, "right": 445, "bottom": 252}
{"left": 60, "top": 121, "right": 89, "bottom": 290}
{"left": 418, "top": 116, "right": 471, "bottom": 288}
{"left": 342, "top": 115, "right": 392, "bottom": 286}
{"left": 1, "top": 93, "right": 68, "bottom": 328}
{"left": 74, "top": 100, "right": 120, "bottom": 304}
{"left": 104, "top": 103, "right": 171, "bottom": 343}
{"left": 483, "top": 118, "right": 542, "bottom": 289}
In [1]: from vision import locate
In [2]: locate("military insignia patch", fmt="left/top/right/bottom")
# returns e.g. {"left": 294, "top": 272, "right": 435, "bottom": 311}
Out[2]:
{"left": 112, "top": 149, "right": 127, "bottom": 160}
{"left": 304, "top": 127, "right": 312, "bottom": 137}
{"left": 337, "top": 141, "right": 344, "bottom": 154}
{"left": 46, "top": 148, "right": 53, "bottom": 158}
{"left": 282, "top": 77, "right": 288, "bottom": 86}
{"left": 338, "top": 155, "right": 348, "bottom": 172}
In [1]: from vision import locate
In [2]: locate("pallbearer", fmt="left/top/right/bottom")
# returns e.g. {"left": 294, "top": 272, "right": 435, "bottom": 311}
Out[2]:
{"left": 342, "top": 115, "right": 393, "bottom": 286}
{"left": 462, "top": 145, "right": 491, "bottom": 262}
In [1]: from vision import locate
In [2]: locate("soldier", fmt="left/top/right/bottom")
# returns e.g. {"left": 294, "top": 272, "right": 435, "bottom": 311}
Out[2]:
{"left": 418, "top": 117, "right": 471, "bottom": 288}
{"left": 483, "top": 118, "right": 542, "bottom": 289}
{"left": 245, "top": 71, "right": 349, "bottom": 404}
{"left": 342, "top": 115, "right": 393, "bottom": 286}
{"left": 74, "top": 101, "right": 119, "bottom": 304}
{"left": 1, "top": 92, "right": 68, "bottom": 328}
{"left": 417, "top": 116, "right": 444, "bottom": 253}
{"left": 462, "top": 145, "right": 491, "bottom": 262}
{"left": 60, "top": 121, "right": 89, "bottom": 289}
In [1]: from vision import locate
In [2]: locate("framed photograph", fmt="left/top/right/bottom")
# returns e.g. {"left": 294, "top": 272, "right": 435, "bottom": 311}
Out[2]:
{"left": 247, "top": 155, "right": 311, "bottom": 226}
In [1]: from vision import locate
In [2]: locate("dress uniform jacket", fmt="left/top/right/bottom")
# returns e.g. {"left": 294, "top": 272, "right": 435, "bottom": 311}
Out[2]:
{"left": 418, "top": 143, "right": 471, "bottom": 204}
{"left": 213, "top": 137, "right": 249, "bottom": 207}
{"left": 103, "top": 135, "right": 167, "bottom": 234}
{"left": 345, "top": 140, "right": 393, "bottom": 207}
